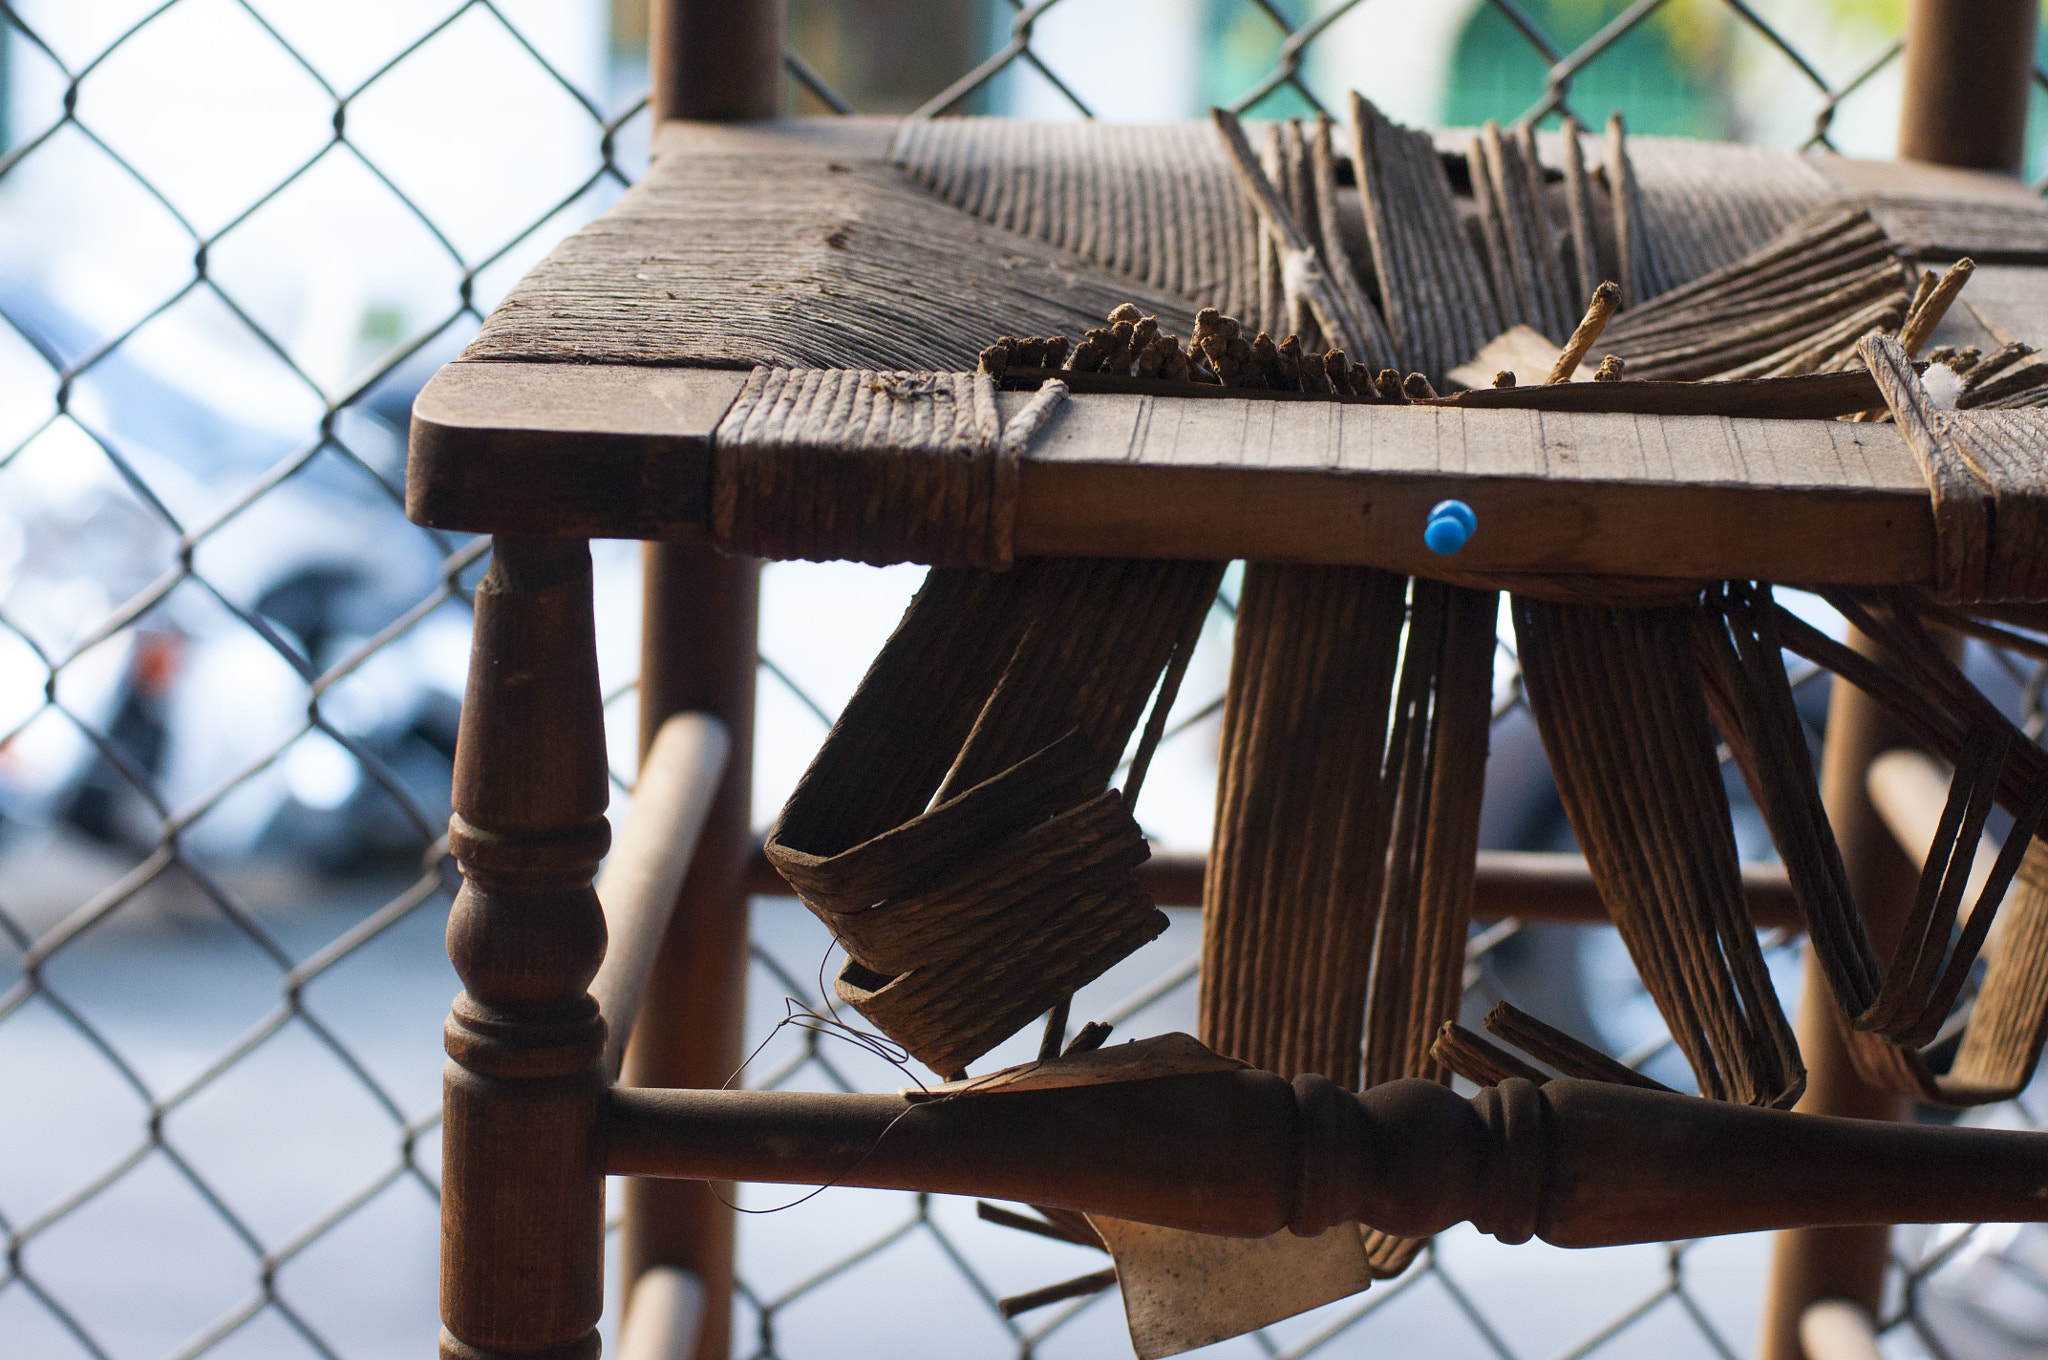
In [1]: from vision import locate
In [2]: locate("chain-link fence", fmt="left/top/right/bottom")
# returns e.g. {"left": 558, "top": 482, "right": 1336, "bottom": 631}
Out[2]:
{"left": 5, "top": 3, "right": 2048, "bottom": 1358}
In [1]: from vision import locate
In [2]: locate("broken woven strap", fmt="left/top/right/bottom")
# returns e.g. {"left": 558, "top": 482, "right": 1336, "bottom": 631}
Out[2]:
{"left": 1729, "top": 584, "right": 2048, "bottom": 1105}
{"left": 1862, "top": 333, "right": 2048, "bottom": 602}
{"left": 1601, "top": 208, "right": 1912, "bottom": 383}
{"left": 767, "top": 556, "right": 1221, "bottom": 1077}
{"left": 1434, "top": 1002, "right": 1677, "bottom": 1094}
{"left": 1200, "top": 567, "right": 1493, "bottom": 1281}
{"left": 714, "top": 366, "right": 1054, "bottom": 569}
{"left": 1514, "top": 595, "right": 1805, "bottom": 1108}
{"left": 1838, "top": 843, "right": 2048, "bottom": 1105}
{"left": 1349, "top": 96, "right": 1498, "bottom": 383}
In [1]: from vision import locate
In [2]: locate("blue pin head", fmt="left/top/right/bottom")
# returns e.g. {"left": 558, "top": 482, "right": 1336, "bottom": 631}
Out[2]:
{"left": 1424, "top": 499, "right": 1476, "bottom": 555}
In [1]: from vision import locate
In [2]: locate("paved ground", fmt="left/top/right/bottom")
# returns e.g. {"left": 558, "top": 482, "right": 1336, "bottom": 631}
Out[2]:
{"left": 3, "top": 822, "right": 2039, "bottom": 1359}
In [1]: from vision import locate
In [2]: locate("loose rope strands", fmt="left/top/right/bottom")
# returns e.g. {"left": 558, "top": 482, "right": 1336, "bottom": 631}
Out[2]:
{"left": 1199, "top": 564, "right": 1409, "bottom": 1089}
{"left": 1513, "top": 595, "right": 1805, "bottom": 1107}
{"left": 1755, "top": 587, "right": 2048, "bottom": 1105}
{"left": 1348, "top": 94, "right": 1501, "bottom": 386}
{"left": 1697, "top": 585, "right": 2047, "bottom": 1047}
{"left": 1694, "top": 583, "right": 1880, "bottom": 1021}
{"left": 1860, "top": 333, "right": 2048, "bottom": 602}
{"left": 1853, "top": 728, "right": 2048, "bottom": 1045}
{"left": 1357, "top": 580, "right": 1497, "bottom": 1278}
{"left": 1928, "top": 848, "right": 2048, "bottom": 1104}
{"left": 1198, "top": 571, "right": 1493, "bottom": 1281}
{"left": 768, "top": 556, "right": 1223, "bottom": 1076}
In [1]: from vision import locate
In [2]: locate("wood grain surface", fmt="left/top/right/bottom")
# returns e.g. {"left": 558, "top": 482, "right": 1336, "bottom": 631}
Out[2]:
{"left": 412, "top": 361, "right": 1937, "bottom": 583}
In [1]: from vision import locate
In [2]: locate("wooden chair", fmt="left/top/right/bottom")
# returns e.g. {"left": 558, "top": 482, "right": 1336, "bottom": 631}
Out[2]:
{"left": 408, "top": 3, "right": 2048, "bottom": 1358}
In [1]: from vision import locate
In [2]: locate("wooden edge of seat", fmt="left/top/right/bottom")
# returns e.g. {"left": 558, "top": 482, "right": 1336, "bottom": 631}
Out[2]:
{"left": 407, "top": 360, "right": 747, "bottom": 539}
{"left": 406, "top": 357, "right": 1936, "bottom": 586}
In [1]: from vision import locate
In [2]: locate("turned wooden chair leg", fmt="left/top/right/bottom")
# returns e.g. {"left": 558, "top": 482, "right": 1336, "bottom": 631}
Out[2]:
{"left": 442, "top": 538, "right": 613, "bottom": 1360}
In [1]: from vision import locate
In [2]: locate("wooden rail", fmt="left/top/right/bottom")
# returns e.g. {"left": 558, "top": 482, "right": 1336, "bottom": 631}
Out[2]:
{"left": 615, "top": 1266, "right": 706, "bottom": 1360}
{"left": 409, "top": 363, "right": 1940, "bottom": 589}
{"left": 604, "top": 1064, "right": 2048, "bottom": 1246}
{"left": 591, "top": 713, "right": 730, "bottom": 1082}
{"left": 1799, "top": 1301, "right": 1884, "bottom": 1360}
{"left": 743, "top": 841, "right": 1801, "bottom": 927}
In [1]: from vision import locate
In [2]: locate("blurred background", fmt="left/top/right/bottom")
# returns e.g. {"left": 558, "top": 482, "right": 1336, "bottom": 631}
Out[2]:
{"left": 7, "top": 2, "right": 2048, "bottom": 1358}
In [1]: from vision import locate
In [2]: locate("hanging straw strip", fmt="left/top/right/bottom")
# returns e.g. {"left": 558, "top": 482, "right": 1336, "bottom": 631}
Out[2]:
{"left": 1736, "top": 585, "right": 2048, "bottom": 1106}
{"left": 767, "top": 556, "right": 1223, "bottom": 1076}
{"left": 1710, "top": 582, "right": 2048, "bottom": 1105}
{"left": 1513, "top": 595, "right": 1805, "bottom": 1107}
{"left": 1199, "top": 563, "right": 1410, "bottom": 1088}
{"left": 1356, "top": 580, "right": 1497, "bottom": 1279}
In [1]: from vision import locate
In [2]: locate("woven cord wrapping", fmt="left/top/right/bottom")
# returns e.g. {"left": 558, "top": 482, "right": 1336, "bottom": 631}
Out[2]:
{"left": 1860, "top": 333, "right": 2048, "bottom": 602}
{"left": 766, "top": 556, "right": 1222, "bottom": 1078}
{"left": 1200, "top": 568, "right": 1495, "bottom": 1277}
{"left": 713, "top": 367, "right": 1024, "bottom": 568}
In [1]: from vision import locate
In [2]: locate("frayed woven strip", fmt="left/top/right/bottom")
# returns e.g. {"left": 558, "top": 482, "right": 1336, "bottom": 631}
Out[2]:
{"left": 1514, "top": 595, "right": 1805, "bottom": 1108}
{"left": 1434, "top": 1002, "right": 1677, "bottom": 1093}
{"left": 767, "top": 556, "right": 1222, "bottom": 1077}
{"left": 713, "top": 366, "right": 1018, "bottom": 569}
{"left": 1862, "top": 333, "right": 2048, "bottom": 602}
{"left": 1199, "top": 570, "right": 1493, "bottom": 1281}
{"left": 1752, "top": 585, "right": 2048, "bottom": 1105}
{"left": 1199, "top": 564, "right": 1409, "bottom": 1091}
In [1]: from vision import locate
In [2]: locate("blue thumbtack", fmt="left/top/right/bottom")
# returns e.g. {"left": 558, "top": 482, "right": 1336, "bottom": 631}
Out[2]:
{"left": 1424, "top": 499, "right": 1476, "bottom": 555}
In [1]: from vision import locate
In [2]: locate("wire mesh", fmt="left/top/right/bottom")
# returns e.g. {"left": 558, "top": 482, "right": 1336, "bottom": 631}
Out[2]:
{"left": 3, "top": 3, "right": 2047, "bottom": 1359}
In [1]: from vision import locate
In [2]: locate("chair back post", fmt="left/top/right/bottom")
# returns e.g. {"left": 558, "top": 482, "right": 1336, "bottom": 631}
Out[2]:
{"left": 1898, "top": 0, "right": 2039, "bottom": 173}
{"left": 619, "top": 6, "right": 779, "bottom": 1360}
{"left": 1761, "top": 11, "right": 2039, "bottom": 1356}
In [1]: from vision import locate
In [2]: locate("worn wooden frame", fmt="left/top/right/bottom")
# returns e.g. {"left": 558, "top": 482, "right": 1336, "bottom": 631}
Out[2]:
{"left": 421, "top": 4, "right": 2048, "bottom": 1358}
